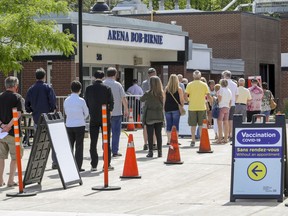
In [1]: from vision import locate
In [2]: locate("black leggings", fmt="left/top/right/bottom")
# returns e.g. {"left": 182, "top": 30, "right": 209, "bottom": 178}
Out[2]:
{"left": 146, "top": 122, "right": 163, "bottom": 151}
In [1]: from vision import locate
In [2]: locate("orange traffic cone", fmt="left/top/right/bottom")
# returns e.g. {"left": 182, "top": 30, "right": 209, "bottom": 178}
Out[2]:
{"left": 197, "top": 119, "right": 213, "bottom": 153}
{"left": 136, "top": 114, "right": 142, "bottom": 129}
{"left": 126, "top": 108, "right": 136, "bottom": 131}
{"left": 164, "top": 126, "right": 183, "bottom": 164}
{"left": 120, "top": 134, "right": 141, "bottom": 179}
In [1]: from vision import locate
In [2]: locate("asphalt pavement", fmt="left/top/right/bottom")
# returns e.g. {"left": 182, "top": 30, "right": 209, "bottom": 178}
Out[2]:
{"left": 0, "top": 126, "right": 288, "bottom": 216}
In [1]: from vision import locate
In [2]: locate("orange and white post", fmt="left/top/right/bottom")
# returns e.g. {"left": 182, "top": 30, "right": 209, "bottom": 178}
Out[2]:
{"left": 102, "top": 105, "right": 109, "bottom": 187}
{"left": 12, "top": 107, "right": 23, "bottom": 193}
{"left": 92, "top": 105, "right": 121, "bottom": 190}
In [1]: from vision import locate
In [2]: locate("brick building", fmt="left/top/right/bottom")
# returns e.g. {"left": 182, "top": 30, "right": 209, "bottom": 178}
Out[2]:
{"left": 122, "top": 11, "right": 281, "bottom": 100}
{"left": 0, "top": 12, "right": 188, "bottom": 99}
{"left": 0, "top": 10, "right": 284, "bottom": 107}
{"left": 280, "top": 14, "right": 288, "bottom": 106}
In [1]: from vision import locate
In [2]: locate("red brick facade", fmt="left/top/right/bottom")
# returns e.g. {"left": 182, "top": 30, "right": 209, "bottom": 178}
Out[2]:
{"left": 20, "top": 59, "right": 75, "bottom": 98}
{"left": 280, "top": 16, "right": 288, "bottom": 106}
{"left": 124, "top": 11, "right": 282, "bottom": 106}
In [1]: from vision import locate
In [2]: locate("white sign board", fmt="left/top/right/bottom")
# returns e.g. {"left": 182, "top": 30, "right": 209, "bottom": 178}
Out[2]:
{"left": 232, "top": 128, "right": 282, "bottom": 195}
{"left": 47, "top": 122, "right": 81, "bottom": 184}
{"left": 178, "top": 105, "right": 190, "bottom": 137}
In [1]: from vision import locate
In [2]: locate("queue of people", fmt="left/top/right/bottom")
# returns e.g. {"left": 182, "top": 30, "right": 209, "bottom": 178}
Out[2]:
{"left": 0, "top": 66, "right": 277, "bottom": 187}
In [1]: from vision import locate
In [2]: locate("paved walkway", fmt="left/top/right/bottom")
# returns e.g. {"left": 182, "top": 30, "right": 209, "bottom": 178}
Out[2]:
{"left": 0, "top": 127, "right": 287, "bottom": 216}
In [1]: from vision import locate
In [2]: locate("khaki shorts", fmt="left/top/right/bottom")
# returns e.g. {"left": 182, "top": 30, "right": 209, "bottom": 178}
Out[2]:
{"left": 188, "top": 111, "right": 207, "bottom": 127}
{"left": 0, "top": 135, "right": 23, "bottom": 160}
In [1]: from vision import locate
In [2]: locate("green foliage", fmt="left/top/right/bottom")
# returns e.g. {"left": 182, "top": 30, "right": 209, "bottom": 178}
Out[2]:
{"left": 143, "top": 0, "right": 253, "bottom": 12}
{"left": 0, "top": 0, "right": 76, "bottom": 75}
{"left": 66, "top": 0, "right": 120, "bottom": 12}
{"left": 66, "top": 0, "right": 96, "bottom": 12}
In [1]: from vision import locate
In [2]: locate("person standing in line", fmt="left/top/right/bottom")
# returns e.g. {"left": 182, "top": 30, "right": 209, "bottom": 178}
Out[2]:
{"left": 207, "top": 80, "right": 216, "bottom": 128}
{"left": 0, "top": 76, "right": 24, "bottom": 187}
{"left": 164, "top": 74, "right": 185, "bottom": 145}
{"left": 261, "top": 82, "right": 274, "bottom": 122}
{"left": 182, "top": 78, "right": 188, "bottom": 88}
{"left": 177, "top": 74, "right": 186, "bottom": 93}
{"left": 104, "top": 67, "right": 128, "bottom": 157}
{"left": 212, "top": 84, "right": 221, "bottom": 140}
{"left": 64, "top": 81, "right": 89, "bottom": 172}
{"left": 221, "top": 70, "right": 238, "bottom": 140}
{"left": 184, "top": 70, "right": 211, "bottom": 147}
{"left": 127, "top": 79, "right": 143, "bottom": 121}
{"left": 141, "top": 68, "right": 157, "bottom": 150}
{"left": 25, "top": 68, "right": 57, "bottom": 169}
{"left": 234, "top": 78, "right": 251, "bottom": 122}
{"left": 216, "top": 79, "right": 232, "bottom": 144}
{"left": 140, "top": 76, "right": 165, "bottom": 158}
{"left": 85, "top": 71, "right": 114, "bottom": 171}
{"left": 247, "top": 79, "right": 263, "bottom": 122}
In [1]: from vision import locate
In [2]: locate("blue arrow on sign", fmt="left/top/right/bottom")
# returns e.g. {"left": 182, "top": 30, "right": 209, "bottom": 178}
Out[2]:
{"left": 252, "top": 165, "right": 262, "bottom": 176}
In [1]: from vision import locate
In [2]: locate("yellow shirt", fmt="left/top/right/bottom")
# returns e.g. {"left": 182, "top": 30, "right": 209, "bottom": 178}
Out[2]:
{"left": 236, "top": 86, "right": 252, "bottom": 104}
{"left": 185, "top": 80, "right": 209, "bottom": 111}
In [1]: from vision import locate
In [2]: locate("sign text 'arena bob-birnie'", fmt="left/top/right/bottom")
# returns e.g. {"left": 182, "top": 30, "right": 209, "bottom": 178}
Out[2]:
{"left": 107, "top": 29, "right": 163, "bottom": 45}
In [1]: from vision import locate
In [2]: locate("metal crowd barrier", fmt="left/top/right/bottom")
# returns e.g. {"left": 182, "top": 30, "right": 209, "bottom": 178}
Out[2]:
{"left": 21, "top": 113, "right": 34, "bottom": 146}
{"left": 122, "top": 95, "right": 143, "bottom": 125}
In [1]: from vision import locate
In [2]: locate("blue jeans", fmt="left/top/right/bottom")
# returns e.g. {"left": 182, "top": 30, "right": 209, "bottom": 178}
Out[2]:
{"left": 110, "top": 115, "right": 122, "bottom": 154}
{"left": 165, "top": 110, "right": 180, "bottom": 132}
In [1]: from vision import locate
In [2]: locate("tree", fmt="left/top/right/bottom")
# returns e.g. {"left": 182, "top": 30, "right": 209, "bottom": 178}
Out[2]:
{"left": 0, "top": 0, "right": 76, "bottom": 75}
{"left": 143, "top": 0, "right": 253, "bottom": 12}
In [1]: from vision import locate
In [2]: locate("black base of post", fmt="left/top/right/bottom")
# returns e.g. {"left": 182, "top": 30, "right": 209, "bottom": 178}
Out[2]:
{"left": 92, "top": 186, "right": 121, "bottom": 191}
{"left": 6, "top": 191, "right": 37, "bottom": 197}
{"left": 164, "top": 161, "right": 184, "bottom": 164}
{"left": 120, "top": 175, "right": 141, "bottom": 179}
{"left": 197, "top": 150, "right": 214, "bottom": 153}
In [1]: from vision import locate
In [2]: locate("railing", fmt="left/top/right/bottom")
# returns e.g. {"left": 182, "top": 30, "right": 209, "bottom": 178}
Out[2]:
{"left": 122, "top": 95, "right": 143, "bottom": 125}
{"left": 56, "top": 95, "right": 143, "bottom": 125}
{"left": 56, "top": 96, "right": 67, "bottom": 115}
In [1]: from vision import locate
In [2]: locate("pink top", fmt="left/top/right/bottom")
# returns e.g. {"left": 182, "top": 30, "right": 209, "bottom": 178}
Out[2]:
{"left": 247, "top": 86, "right": 263, "bottom": 111}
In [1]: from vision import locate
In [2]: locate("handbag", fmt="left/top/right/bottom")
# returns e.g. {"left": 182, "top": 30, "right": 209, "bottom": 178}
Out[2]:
{"left": 212, "top": 100, "right": 220, "bottom": 119}
{"left": 169, "top": 92, "right": 186, "bottom": 116}
{"left": 269, "top": 91, "right": 277, "bottom": 110}
{"left": 270, "top": 99, "right": 277, "bottom": 110}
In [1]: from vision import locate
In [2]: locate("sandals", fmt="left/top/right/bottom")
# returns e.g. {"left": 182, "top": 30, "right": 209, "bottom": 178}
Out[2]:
{"left": 0, "top": 182, "right": 5, "bottom": 187}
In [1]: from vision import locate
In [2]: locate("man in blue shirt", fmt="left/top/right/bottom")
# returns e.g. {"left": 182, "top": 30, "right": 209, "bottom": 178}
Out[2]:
{"left": 25, "top": 68, "right": 57, "bottom": 168}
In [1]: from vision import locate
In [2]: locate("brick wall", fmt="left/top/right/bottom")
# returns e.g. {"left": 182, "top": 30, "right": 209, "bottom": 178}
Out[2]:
{"left": 21, "top": 59, "right": 76, "bottom": 97}
{"left": 168, "top": 65, "right": 185, "bottom": 76}
{"left": 124, "top": 11, "right": 281, "bottom": 107}
{"left": 281, "top": 18, "right": 288, "bottom": 53}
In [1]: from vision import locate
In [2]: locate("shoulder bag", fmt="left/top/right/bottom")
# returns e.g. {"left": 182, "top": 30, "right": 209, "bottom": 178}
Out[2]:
{"left": 169, "top": 92, "right": 186, "bottom": 116}
{"left": 269, "top": 91, "right": 277, "bottom": 110}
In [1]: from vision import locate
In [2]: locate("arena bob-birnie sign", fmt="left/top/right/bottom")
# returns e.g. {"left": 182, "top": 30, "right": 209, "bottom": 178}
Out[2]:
{"left": 107, "top": 29, "right": 163, "bottom": 45}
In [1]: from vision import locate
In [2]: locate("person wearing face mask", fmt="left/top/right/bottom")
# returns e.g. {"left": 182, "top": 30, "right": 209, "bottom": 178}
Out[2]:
{"left": 247, "top": 79, "right": 263, "bottom": 122}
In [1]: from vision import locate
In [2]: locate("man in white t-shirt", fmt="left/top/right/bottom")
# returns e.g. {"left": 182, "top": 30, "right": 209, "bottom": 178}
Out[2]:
{"left": 221, "top": 70, "right": 238, "bottom": 140}
{"left": 235, "top": 78, "right": 252, "bottom": 122}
